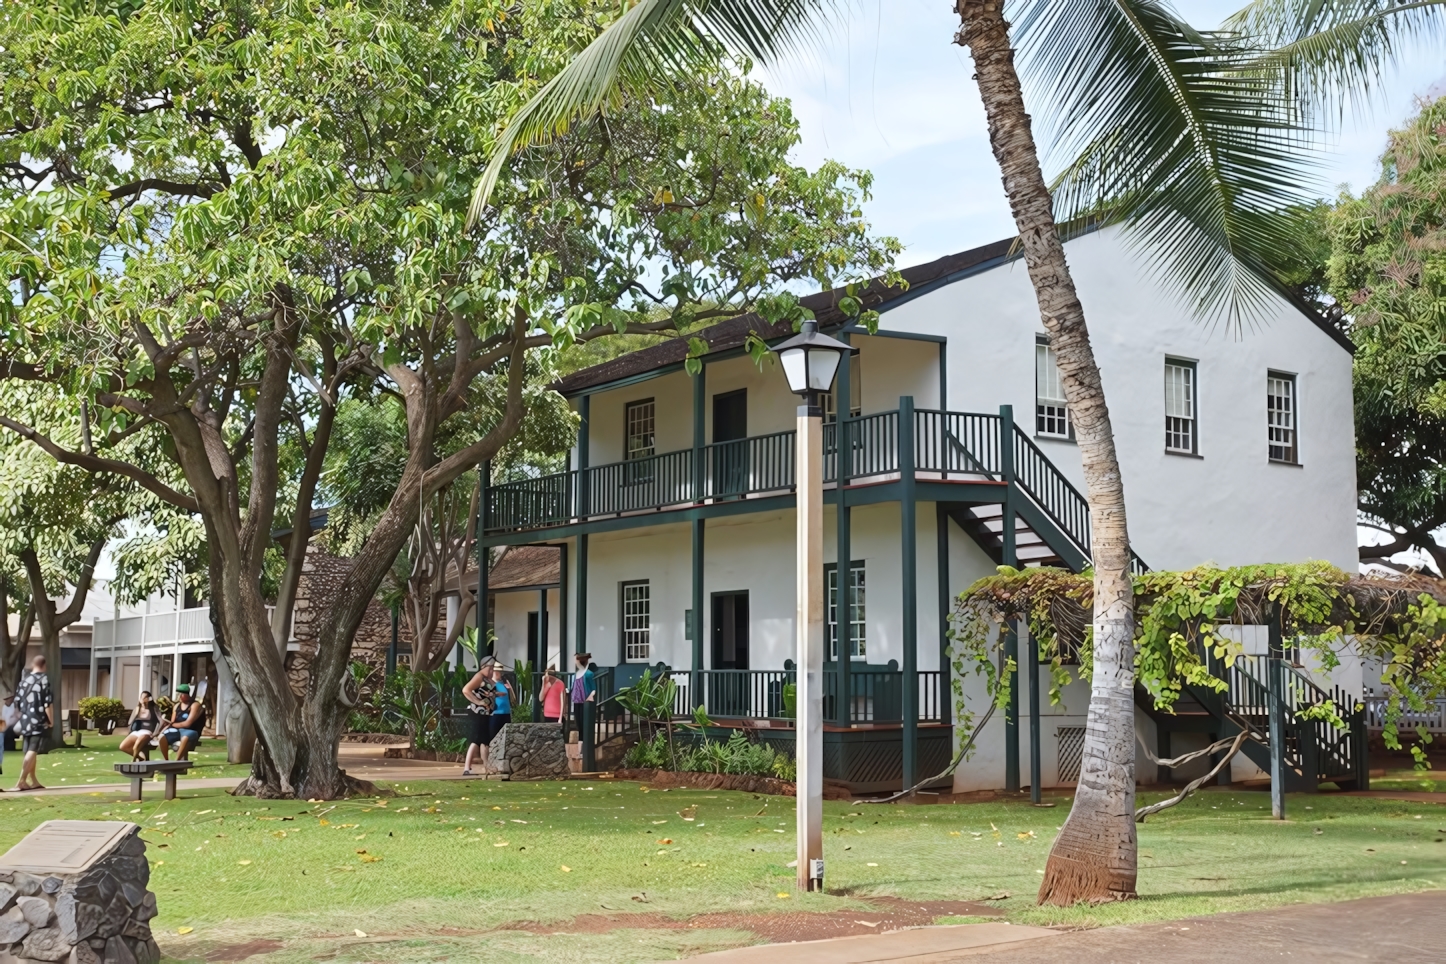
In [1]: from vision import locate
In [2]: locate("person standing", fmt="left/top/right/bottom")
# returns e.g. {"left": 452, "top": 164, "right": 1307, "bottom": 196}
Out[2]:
{"left": 570, "top": 653, "right": 596, "bottom": 735}
{"left": 540, "top": 667, "right": 565, "bottom": 724}
{"left": 488, "top": 661, "right": 514, "bottom": 747}
{"left": 460, "top": 658, "right": 497, "bottom": 776}
{"left": 0, "top": 695, "right": 16, "bottom": 774}
{"left": 13, "top": 656, "right": 53, "bottom": 792}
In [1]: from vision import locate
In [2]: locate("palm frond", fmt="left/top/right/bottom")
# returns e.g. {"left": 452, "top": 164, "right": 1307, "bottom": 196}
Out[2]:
{"left": 1016, "top": 0, "right": 1317, "bottom": 327}
{"left": 469, "top": 0, "right": 838, "bottom": 227}
{"left": 1226, "top": 0, "right": 1446, "bottom": 125}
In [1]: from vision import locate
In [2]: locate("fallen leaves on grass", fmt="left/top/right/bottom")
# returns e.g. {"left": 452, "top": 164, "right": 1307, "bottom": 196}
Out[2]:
{"left": 354, "top": 929, "right": 367, "bottom": 937}
{"left": 560, "top": 865, "right": 571, "bottom": 873}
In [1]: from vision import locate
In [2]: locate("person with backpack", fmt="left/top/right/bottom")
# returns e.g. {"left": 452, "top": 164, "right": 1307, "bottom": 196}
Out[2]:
{"left": 12, "top": 656, "right": 53, "bottom": 792}
{"left": 460, "top": 658, "right": 498, "bottom": 776}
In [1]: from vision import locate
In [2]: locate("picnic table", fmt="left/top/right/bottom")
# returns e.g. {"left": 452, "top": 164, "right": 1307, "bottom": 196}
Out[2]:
{"left": 113, "top": 760, "right": 193, "bottom": 801}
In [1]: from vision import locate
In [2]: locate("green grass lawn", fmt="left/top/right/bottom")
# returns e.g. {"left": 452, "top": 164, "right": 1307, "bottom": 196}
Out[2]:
{"left": 0, "top": 778, "right": 1439, "bottom": 962}
{"left": 5, "top": 734, "right": 251, "bottom": 789}
{"left": 1370, "top": 765, "right": 1446, "bottom": 793}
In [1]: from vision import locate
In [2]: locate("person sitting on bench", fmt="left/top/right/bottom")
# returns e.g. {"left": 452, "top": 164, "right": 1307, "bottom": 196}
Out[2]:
{"left": 158, "top": 684, "right": 206, "bottom": 761}
{"left": 119, "top": 691, "right": 162, "bottom": 761}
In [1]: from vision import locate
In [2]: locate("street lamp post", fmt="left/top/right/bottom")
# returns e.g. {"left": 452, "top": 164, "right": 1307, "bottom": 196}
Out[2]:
{"left": 774, "top": 319, "right": 852, "bottom": 893}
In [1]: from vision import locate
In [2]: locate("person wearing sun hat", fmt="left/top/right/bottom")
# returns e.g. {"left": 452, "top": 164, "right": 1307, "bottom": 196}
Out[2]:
{"left": 158, "top": 683, "right": 206, "bottom": 761}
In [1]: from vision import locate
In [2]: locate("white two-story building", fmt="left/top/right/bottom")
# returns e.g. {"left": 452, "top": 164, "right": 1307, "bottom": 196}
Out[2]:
{"left": 478, "top": 227, "right": 1359, "bottom": 794}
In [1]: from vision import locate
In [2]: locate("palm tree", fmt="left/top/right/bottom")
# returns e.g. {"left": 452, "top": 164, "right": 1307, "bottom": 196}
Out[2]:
{"left": 473, "top": 0, "right": 1443, "bottom": 904}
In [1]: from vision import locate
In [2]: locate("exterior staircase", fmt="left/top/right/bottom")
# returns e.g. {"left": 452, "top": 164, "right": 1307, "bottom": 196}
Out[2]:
{"left": 1137, "top": 652, "right": 1369, "bottom": 791}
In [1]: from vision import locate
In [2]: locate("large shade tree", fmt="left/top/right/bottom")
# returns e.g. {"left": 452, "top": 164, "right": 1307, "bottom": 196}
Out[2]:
{"left": 1323, "top": 95, "right": 1446, "bottom": 574}
{"left": 473, "top": 0, "right": 1446, "bottom": 903}
{"left": 0, "top": 0, "right": 896, "bottom": 798}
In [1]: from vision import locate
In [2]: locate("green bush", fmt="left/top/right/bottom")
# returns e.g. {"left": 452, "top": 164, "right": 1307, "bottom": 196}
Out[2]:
{"left": 626, "top": 729, "right": 785, "bottom": 778}
{"left": 78, "top": 697, "right": 127, "bottom": 723}
{"left": 771, "top": 753, "right": 797, "bottom": 782}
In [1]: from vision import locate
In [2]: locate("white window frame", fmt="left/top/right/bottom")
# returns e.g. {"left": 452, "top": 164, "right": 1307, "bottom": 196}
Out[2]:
{"left": 621, "top": 581, "right": 651, "bottom": 662}
{"left": 826, "top": 561, "right": 866, "bottom": 660}
{"left": 1267, "top": 371, "right": 1298, "bottom": 464}
{"left": 1035, "top": 337, "right": 1072, "bottom": 439}
{"left": 624, "top": 399, "right": 655, "bottom": 485}
{"left": 1164, "top": 358, "right": 1198, "bottom": 455}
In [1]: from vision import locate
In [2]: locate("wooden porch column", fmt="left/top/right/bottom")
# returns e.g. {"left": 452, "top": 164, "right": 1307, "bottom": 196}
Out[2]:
{"left": 557, "top": 543, "right": 568, "bottom": 670}
{"left": 1000, "top": 405, "right": 1020, "bottom": 793}
{"left": 576, "top": 394, "right": 590, "bottom": 659}
{"left": 692, "top": 362, "right": 706, "bottom": 708}
{"left": 935, "top": 504, "right": 950, "bottom": 726}
{"left": 476, "top": 459, "right": 491, "bottom": 657}
{"left": 535, "top": 588, "right": 547, "bottom": 721}
{"left": 835, "top": 338, "right": 852, "bottom": 727}
{"left": 899, "top": 396, "right": 918, "bottom": 792}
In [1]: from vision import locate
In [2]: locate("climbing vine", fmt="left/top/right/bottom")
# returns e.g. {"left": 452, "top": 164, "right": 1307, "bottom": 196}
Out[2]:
{"left": 950, "top": 562, "right": 1446, "bottom": 766}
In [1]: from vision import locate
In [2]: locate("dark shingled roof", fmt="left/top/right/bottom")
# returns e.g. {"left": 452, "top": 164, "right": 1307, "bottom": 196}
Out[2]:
{"left": 554, "top": 238, "right": 1017, "bottom": 396}
{"left": 487, "top": 545, "right": 561, "bottom": 590}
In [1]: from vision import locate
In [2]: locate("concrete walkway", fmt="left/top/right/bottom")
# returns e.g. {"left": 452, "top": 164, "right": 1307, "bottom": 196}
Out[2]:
{"left": 687, "top": 923, "right": 1057, "bottom": 963}
{"left": 690, "top": 891, "right": 1446, "bottom": 963}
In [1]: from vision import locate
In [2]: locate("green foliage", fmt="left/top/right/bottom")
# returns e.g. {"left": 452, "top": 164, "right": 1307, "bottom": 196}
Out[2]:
{"left": 1324, "top": 96, "right": 1446, "bottom": 572}
{"left": 77, "top": 697, "right": 127, "bottom": 723}
{"left": 625, "top": 729, "right": 784, "bottom": 778}
{"left": 954, "top": 562, "right": 1446, "bottom": 768}
{"left": 511, "top": 659, "right": 535, "bottom": 719}
{"left": 615, "top": 670, "right": 678, "bottom": 729}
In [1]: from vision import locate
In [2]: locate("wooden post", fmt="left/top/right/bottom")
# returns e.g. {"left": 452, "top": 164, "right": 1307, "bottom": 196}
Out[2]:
{"left": 836, "top": 343, "right": 852, "bottom": 727}
{"left": 476, "top": 459, "right": 491, "bottom": 658}
{"left": 1268, "top": 606, "right": 1287, "bottom": 820}
{"left": 576, "top": 395, "right": 590, "bottom": 662}
{"left": 795, "top": 402, "right": 824, "bottom": 891}
{"left": 1027, "top": 624, "right": 1041, "bottom": 804}
{"left": 999, "top": 405, "right": 1019, "bottom": 793}
{"left": 581, "top": 699, "right": 596, "bottom": 773}
{"left": 899, "top": 396, "right": 918, "bottom": 793}
{"left": 936, "top": 505, "right": 951, "bottom": 727}
{"left": 692, "top": 362, "right": 706, "bottom": 718}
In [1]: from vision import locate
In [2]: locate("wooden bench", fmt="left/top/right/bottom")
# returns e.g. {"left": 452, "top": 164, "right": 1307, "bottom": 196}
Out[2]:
{"left": 113, "top": 760, "right": 193, "bottom": 801}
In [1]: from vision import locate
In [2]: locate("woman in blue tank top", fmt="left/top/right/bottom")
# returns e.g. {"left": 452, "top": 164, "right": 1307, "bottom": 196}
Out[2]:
{"left": 489, "top": 663, "right": 514, "bottom": 744}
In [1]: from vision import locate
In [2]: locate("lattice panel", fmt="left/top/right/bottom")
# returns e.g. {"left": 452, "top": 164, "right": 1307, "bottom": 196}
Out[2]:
{"left": 1057, "top": 726, "right": 1086, "bottom": 784}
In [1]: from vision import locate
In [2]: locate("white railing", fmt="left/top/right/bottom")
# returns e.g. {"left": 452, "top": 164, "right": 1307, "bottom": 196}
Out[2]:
{"left": 94, "top": 604, "right": 290, "bottom": 653}
{"left": 94, "top": 606, "right": 216, "bottom": 652}
{"left": 1364, "top": 696, "right": 1446, "bottom": 735}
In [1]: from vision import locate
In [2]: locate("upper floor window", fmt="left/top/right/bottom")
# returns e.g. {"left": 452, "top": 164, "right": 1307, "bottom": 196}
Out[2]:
{"left": 1267, "top": 372, "right": 1297, "bottom": 463}
{"left": 625, "top": 399, "right": 655, "bottom": 461}
{"left": 1035, "top": 338, "right": 1071, "bottom": 439}
{"left": 1164, "top": 358, "right": 1197, "bottom": 455}
{"left": 826, "top": 561, "right": 866, "bottom": 659}
{"left": 621, "top": 581, "right": 651, "bottom": 661}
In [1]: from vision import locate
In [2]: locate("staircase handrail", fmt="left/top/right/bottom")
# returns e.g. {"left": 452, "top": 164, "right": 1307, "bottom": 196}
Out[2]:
{"left": 1009, "top": 425, "right": 1149, "bottom": 574}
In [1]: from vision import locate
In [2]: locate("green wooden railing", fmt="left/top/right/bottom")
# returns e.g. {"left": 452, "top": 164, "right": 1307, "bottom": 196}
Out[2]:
{"left": 483, "top": 402, "right": 1149, "bottom": 576}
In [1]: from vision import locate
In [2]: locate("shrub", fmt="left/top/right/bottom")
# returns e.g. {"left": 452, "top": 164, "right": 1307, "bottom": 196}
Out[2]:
{"left": 630, "top": 729, "right": 783, "bottom": 778}
{"left": 78, "top": 697, "right": 127, "bottom": 723}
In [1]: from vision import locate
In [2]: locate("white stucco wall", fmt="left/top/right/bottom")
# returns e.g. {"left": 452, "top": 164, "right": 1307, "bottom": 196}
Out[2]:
{"left": 881, "top": 227, "right": 1357, "bottom": 572}
{"left": 491, "top": 588, "right": 561, "bottom": 671}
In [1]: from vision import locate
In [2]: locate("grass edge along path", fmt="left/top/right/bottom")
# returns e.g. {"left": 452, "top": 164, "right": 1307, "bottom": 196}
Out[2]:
{"left": 0, "top": 780, "right": 1437, "bottom": 962}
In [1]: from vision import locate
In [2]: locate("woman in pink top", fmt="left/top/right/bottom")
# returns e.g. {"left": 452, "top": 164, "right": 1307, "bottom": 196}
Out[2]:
{"left": 540, "top": 667, "right": 566, "bottom": 723}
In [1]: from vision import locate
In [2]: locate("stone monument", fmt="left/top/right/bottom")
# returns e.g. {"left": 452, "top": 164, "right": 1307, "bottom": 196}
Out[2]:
{"left": 481, "top": 722, "right": 569, "bottom": 780}
{"left": 0, "top": 821, "right": 159, "bottom": 964}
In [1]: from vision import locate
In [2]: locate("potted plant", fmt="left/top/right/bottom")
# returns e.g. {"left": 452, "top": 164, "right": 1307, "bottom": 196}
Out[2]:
{"left": 78, "top": 697, "right": 127, "bottom": 736}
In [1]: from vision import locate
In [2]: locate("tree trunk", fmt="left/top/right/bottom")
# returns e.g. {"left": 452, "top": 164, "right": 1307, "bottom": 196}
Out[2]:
{"left": 955, "top": 0, "right": 1138, "bottom": 905}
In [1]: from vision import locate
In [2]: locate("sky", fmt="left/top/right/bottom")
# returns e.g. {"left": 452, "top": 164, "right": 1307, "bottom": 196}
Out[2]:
{"left": 758, "top": 0, "right": 1446, "bottom": 267}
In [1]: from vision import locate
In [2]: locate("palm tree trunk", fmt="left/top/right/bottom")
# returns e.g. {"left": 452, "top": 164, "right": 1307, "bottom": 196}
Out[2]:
{"left": 955, "top": 0, "right": 1138, "bottom": 905}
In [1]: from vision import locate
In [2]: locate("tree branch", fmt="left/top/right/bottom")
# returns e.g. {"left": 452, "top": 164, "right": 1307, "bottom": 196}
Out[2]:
{"left": 0, "top": 415, "right": 198, "bottom": 511}
{"left": 105, "top": 178, "right": 219, "bottom": 200}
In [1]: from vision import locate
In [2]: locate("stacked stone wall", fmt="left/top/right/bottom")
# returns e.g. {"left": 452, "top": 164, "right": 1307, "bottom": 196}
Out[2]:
{"left": 286, "top": 544, "right": 450, "bottom": 697}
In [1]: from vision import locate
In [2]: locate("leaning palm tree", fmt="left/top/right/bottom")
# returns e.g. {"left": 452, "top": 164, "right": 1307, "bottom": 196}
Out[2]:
{"left": 473, "top": 0, "right": 1441, "bottom": 904}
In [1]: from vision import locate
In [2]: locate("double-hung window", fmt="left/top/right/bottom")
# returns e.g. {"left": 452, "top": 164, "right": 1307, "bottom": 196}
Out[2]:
{"left": 1035, "top": 337, "right": 1071, "bottom": 439}
{"left": 1267, "top": 372, "right": 1297, "bottom": 463}
{"left": 624, "top": 399, "right": 655, "bottom": 484}
{"left": 621, "top": 581, "right": 651, "bottom": 661}
{"left": 1164, "top": 359, "right": 1197, "bottom": 455}
{"left": 825, "top": 561, "right": 866, "bottom": 659}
